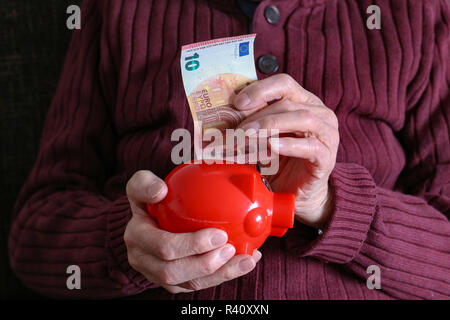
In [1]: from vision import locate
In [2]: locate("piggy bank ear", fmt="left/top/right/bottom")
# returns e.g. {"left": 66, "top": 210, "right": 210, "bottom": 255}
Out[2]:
{"left": 229, "top": 173, "right": 256, "bottom": 202}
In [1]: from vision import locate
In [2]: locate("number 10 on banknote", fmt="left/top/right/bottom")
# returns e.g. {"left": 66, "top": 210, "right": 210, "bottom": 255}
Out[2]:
{"left": 180, "top": 34, "right": 258, "bottom": 161}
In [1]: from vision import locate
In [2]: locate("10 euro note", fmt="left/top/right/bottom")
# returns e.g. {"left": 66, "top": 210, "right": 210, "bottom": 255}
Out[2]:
{"left": 180, "top": 34, "right": 261, "bottom": 162}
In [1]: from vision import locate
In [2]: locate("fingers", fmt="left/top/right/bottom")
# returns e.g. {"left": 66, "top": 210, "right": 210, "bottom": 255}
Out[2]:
{"left": 158, "top": 250, "right": 262, "bottom": 294}
{"left": 178, "top": 250, "right": 262, "bottom": 291}
{"left": 127, "top": 214, "right": 230, "bottom": 259}
{"left": 240, "top": 110, "right": 338, "bottom": 152}
{"left": 126, "top": 170, "right": 167, "bottom": 214}
{"left": 241, "top": 108, "right": 326, "bottom": 137}
{"left": 233, "top": 73, "right": 322, "bottom": 111}
{"left": 136, "top": 244, "right": 237, "bottom": 286}
{"left": 152, "top": 228, "right": 229, "bottom": 260}
{"left": 161, "top": 284, "right": 194, "bottom": 294}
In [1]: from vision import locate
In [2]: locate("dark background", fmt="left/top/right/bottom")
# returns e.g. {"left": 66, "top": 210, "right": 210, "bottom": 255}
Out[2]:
{"left": 0, "top": 0, "right": 80, "bottom": 299}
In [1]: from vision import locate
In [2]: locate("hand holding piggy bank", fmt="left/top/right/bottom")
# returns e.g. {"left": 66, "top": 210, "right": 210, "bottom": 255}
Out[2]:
{"left": 147, "top": 162, "right": 295, "bottom": 255}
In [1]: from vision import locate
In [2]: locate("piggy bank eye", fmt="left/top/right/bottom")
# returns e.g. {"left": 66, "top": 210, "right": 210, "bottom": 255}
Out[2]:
{"left": 261, "top": 176, "right": 271, "bottom": 191}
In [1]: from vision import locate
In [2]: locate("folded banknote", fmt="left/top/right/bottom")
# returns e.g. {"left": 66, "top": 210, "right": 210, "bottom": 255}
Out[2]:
{"left": 181, "top": 34, "right": 257, "bottom": 131}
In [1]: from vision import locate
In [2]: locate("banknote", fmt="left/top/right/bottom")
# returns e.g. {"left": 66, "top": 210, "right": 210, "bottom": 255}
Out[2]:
{"left": 180, "top": 34, "right": 258, "bottom": 160}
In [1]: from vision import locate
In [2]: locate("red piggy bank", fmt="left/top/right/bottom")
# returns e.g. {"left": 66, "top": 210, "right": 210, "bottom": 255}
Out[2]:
{"left": 146, "top": 162, "right": 295, "bottom": 254}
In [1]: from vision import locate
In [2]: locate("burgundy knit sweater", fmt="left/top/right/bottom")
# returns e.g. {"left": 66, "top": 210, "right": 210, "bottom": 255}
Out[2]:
{"left": 9, "top": 0, "right": 450, "bottom": 300}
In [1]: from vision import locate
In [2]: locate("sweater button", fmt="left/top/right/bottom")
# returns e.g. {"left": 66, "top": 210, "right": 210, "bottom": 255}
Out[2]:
{"left": 258, "top": 55, "right": 279, "bottom": 74}
{"left": 264, "top": 5, "right": 280, "bottom": 25}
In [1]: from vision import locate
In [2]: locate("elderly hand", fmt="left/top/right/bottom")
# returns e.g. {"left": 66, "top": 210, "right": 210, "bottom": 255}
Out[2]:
{"left": 234, "top": 74, "right": 339, "bottom": 229}
{"left": 124, "top": 170, "right": 262, "bottom": 294}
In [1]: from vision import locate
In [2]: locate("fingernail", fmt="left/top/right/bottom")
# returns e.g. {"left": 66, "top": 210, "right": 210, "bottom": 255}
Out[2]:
{"left": 239, "top": 258, "right": 255, "bottom": 272}
{"left": 241, "top": 121, "right": 260, "bottom": 132}
{"left": 235, "top": 93, "right": 251, "bottom": 109}
{"left": 210, "top": 231, "right": 227, "bottom": 246}
{"left": 253, "top": 250, "right": 262, "bottom": 261}
{"left": 148, "top": 180, "right": 165, "bottom": 201}
{"left": 220, "top": 245, "right": 235, "bottom": 261}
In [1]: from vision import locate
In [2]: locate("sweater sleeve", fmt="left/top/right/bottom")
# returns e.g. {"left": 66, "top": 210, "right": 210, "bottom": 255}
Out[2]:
{"left": 285, "top": 1, "right": 450, "bottom": 300}
{"left": 8, "top": 0, "right": 151, "bottom": 298}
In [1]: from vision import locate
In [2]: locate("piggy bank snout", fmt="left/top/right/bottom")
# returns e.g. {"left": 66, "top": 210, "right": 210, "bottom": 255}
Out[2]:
{"left": 243, "top": 193, "right": 295, "bottom": 238}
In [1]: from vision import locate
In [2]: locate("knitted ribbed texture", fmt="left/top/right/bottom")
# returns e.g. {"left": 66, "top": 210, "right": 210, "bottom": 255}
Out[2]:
{"left": 8, "top": 0, "right": 450, "bottom": 299}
